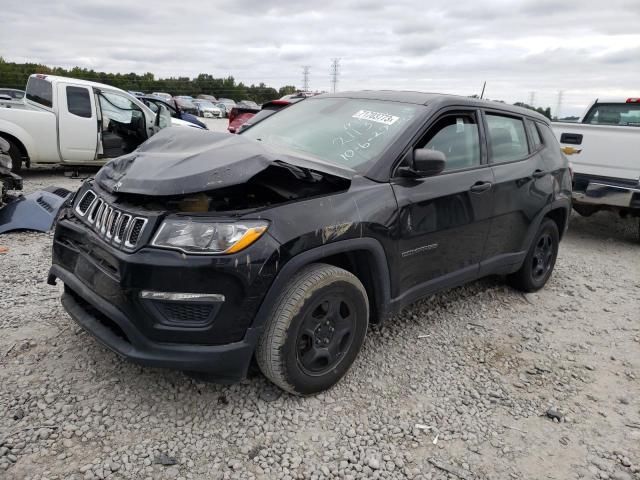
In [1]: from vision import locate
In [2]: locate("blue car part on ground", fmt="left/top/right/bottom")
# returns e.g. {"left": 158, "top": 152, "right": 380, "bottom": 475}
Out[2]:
{"left": 0, "top": 186, "right": 74, "bottom": 234}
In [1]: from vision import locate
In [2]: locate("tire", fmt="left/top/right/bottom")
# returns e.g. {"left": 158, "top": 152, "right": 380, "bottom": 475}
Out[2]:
{"left": 573, "top": 204, "right": 599, "bottom": 217}
{"left": 4, "top": 139, "right": 23, "bottom": 175}
{"left": 507, "top": 218, "right": 559, "bottom": 292}
{"left": 256, "top": 263, "right": 369, "bottom": 395}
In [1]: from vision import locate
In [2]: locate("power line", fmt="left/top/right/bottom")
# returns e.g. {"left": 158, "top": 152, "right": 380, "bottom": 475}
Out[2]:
{"left": 330, "top": 58, "right": 340, "bottom": 93}
{"left": 302, "top": 65, "right": 310, "bottom": 92}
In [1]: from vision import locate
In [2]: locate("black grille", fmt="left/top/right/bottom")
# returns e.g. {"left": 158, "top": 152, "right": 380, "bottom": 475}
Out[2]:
{"left": 78, "top": 191, "right": 96, "bottom": 214}
{"left": 108, "top": 212, "right": 120, "bottom": 237}
{"left": 159, "top": 303, "right": 214, "bottom": 323}
{"left": 118, "top": 216, "right": 130, "bottom": 240}
{"left": 129, "top": 218, "right": 145, "bottom": 245}
{"left": 36, "top": 196, "right": 54, "bottom": 213}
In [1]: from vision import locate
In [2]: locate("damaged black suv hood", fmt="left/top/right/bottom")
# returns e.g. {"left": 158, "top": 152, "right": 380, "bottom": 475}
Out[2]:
{"left": 95, "top": 127, "right": 355, "bottom": 196}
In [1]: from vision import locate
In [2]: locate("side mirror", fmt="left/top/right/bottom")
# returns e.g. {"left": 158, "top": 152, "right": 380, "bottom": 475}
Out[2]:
{"left": 398, "top": 149, "right": 446, "bottom": 178}
{"left": 413, "top": 149, "right": 446, "bottom": 176}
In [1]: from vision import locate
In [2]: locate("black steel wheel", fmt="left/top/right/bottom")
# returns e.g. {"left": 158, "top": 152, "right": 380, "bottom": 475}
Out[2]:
{"left": 531, "top": 232, "right": 554, "bottom": 282}
{"left": 256, "top": 263, "right": 369, "bottom": 395}
{"left": 507, "top": 218, "right": 559, "bottom": 292}
{"left": 296, "top": 295, "right": 357, "bottom": 376}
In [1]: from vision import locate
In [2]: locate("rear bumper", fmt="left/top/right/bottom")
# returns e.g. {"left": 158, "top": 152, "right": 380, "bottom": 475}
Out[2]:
{"left": 52, "top": 264, "right": 260, "bottom": 382}
{"left": 572, "top": 173, "right": 640, "bottom": 209}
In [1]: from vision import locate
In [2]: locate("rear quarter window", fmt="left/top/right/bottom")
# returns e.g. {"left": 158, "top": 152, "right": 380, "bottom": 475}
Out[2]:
{"left": 26, "top": 77, "right": 53, "bottom": 108}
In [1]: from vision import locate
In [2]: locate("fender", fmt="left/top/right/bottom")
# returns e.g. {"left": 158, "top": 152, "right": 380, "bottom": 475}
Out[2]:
{"left": 0, "top": 119, "right": 38, "bottom": 162}
{"left": 249, "top": 237, "right": 392, "bottom": 332}
{"left": 519, "top": 197, "right": 571, "bottom": 253}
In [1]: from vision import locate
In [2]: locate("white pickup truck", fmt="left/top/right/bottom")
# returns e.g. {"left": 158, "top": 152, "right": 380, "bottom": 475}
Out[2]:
{"left": 552, "top": 98, "right": 640, "bottom": 227}
{"left": 0, "top": 74, "right": 196, "bottom": 173}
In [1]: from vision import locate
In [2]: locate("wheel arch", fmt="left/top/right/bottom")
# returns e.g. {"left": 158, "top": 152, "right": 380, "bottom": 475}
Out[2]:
{"left": 0, "top": 130, "right": 31, "bottom": 167}
{"left": 252, "top": 238, "right": 392, "bottom": 331}
{"left": 521, "top": 199, "right": 571, "bottom": 252}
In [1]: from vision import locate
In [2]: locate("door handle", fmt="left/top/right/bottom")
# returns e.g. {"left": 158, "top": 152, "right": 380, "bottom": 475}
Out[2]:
{"left": 532, "top": 169, "right": 547, "bottom": 179}
{"left": 470, "top": 181, "right": 492, "bottom": 193}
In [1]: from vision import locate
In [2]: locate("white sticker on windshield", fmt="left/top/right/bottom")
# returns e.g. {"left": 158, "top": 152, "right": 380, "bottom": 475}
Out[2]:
{"left": 352, "top": 110, "right": 399, "bottom": 126}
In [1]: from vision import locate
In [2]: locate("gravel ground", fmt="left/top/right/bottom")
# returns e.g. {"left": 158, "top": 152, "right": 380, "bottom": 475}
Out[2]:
{"left": 0, "top": 141, "right": 639, "bottom": 479}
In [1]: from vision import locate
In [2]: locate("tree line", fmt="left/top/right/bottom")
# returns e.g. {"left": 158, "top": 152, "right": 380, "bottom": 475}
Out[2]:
{"left": 0, "top": 58, "right": 297, "bottom": 104}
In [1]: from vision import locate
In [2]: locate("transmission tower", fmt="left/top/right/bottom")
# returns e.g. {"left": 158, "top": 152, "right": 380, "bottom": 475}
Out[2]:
{"left": 330, "top": 58, "right": 340, "bottom": 93}
{"left": 302, "top": 65, "right": 310, "bottom": 92}
{"left": 528, "top": 91, "right": 536, "bottom": 107}
{"left": 555, "top": 90, "right": 564, "bottom": 120}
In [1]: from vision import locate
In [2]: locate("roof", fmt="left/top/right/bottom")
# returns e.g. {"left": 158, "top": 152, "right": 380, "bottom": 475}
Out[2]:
{"left": 29, "top": 74, "right": 126, "bottom": 93}
{"left": 317, "top": 90, "right": 550, "bottom": 123}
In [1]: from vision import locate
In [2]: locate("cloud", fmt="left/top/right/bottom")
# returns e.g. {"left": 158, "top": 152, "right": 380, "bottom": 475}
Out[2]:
{"left": 0, "top": 0, "right": 638, "bottom": 116}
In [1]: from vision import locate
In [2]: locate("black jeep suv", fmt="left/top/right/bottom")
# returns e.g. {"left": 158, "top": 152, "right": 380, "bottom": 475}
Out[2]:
{"left": 49, "top": 92, "right": 571, "bottom": 394}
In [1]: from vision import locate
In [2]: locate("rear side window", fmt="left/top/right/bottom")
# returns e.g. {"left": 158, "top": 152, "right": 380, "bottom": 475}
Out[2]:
{"left": 417, "top": 113, "right": 481, "bottom": 172}
{"left": 25, "top": 76, "right": 53, "bottom": 108}
{"left": 486, "top": 114, "right": 529, "bottom": 163}
{"left": 66, "top": 86, "right": 92, "bottom": 118}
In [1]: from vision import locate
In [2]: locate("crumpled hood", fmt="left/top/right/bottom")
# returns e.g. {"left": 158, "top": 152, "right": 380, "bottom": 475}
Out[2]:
{"left": 95, "top": 127, "right": 354, "bottom": 196}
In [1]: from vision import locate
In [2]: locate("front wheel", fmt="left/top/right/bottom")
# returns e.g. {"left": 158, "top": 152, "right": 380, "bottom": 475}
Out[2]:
{"left": 507, "top": 218, "right": 559, "bottom": 292}
{"left": 256, "top": 264, "right": 369, "bottom": 395}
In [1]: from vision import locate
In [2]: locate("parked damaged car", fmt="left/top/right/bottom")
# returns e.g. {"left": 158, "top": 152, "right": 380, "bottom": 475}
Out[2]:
{"left": 49, "top": 92, "right": 571, "bottom": 394}
{"left": 0, "top": 136, "right": 74, "bottom": 234}
{"left": 0, "top": 137, "right": 22, "bottom": 207}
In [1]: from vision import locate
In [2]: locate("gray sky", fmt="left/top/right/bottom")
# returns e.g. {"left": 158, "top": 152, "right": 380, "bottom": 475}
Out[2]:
{"left": 2, "top": 0, "right": 639, "bottom": 116}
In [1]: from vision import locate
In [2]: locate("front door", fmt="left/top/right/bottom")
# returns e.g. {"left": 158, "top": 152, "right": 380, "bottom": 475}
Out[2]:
{"left": 57, "top": 84, "right": 98, "bottom": 161}
{"left": 392, "top": 110, "right": 494, "bottom": 298}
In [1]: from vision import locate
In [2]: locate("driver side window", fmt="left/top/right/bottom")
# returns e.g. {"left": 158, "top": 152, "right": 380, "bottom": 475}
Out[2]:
{"left": 98, "top": 92, "right": 142, "bottom": 128}
{"left": 416, "top": 113, "right": 481, "bottom": 172}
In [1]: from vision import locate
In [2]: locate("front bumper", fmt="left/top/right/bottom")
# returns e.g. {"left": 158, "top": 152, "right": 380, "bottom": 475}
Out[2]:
{"left": 572, "top": 173, "right": 640, "bottom": 209}
{"left": 54, "top": 265, "right": 259, "bottom": 381}
{"left": 50, "top": 206, "right": 280, "bottom": 381}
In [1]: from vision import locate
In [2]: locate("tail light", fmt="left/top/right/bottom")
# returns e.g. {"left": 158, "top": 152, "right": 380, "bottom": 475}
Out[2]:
{"left": 626, "top": 98, "right": 640, "bottom": 103}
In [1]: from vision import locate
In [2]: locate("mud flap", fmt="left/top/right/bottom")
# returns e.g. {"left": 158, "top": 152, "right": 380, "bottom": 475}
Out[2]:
{"left": 0, "top": 186, "right": 74, "bottom": 234}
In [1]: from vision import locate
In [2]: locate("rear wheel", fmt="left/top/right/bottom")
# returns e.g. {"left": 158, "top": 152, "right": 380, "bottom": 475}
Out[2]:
{"left": 507, "top": 218, "right": 559, "bottom": 292}
{"left": 3, "top": 139, "right": 23, "bottom": 174}
{"left": 256, "top": 264, "right": 369, "bottom": 395}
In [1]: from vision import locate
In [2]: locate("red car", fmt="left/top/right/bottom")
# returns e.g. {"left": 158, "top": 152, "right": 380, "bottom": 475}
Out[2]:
{"left": 228, "top": 99, "right": 299, "bottom": 133}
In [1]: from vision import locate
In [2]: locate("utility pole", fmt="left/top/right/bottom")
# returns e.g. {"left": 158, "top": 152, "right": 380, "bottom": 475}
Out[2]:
{"left": 555, "top": 90, "right": 564, "bottom": 120}
{"left": 302, "top": 65, "right": 310, "bottom": 92}
{"left": 330, "top": 58, "right": 340, "bottom": 93}
{"left": 528, "top": 91, "right": 536, "bottom": 107}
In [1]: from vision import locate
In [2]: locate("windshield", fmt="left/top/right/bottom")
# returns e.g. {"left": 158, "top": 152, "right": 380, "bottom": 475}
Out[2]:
{"left": 195, "top": 100, "right": 215, "bottom": 108}
{"left": 242, "top": 97, "right": 421, "bottom": 171}
{"left": 583, "top": 103, "right": 640, "bottom": 126}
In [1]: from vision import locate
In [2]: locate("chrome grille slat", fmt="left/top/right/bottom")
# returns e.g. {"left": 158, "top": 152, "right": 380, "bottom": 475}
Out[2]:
{"left": 73, "top": 189, "right": 147, "bottom": 250}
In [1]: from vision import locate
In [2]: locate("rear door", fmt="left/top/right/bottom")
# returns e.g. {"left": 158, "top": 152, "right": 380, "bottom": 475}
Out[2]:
{"left": 482, "top": 111, "right": 553, "bottom": 263}
{"left": 391, "top": 109, "right": 494, "bottom": 297}
{"left": 57, "top": 83, "right": 98, "bottom": 161}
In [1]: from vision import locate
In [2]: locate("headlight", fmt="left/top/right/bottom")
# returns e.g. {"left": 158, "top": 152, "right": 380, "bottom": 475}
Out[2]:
{"left": 151, "top": 218, "right": 268, "bottom": 254}
{"left": 0, "top": 153, "right": 12, "bottom": 171}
